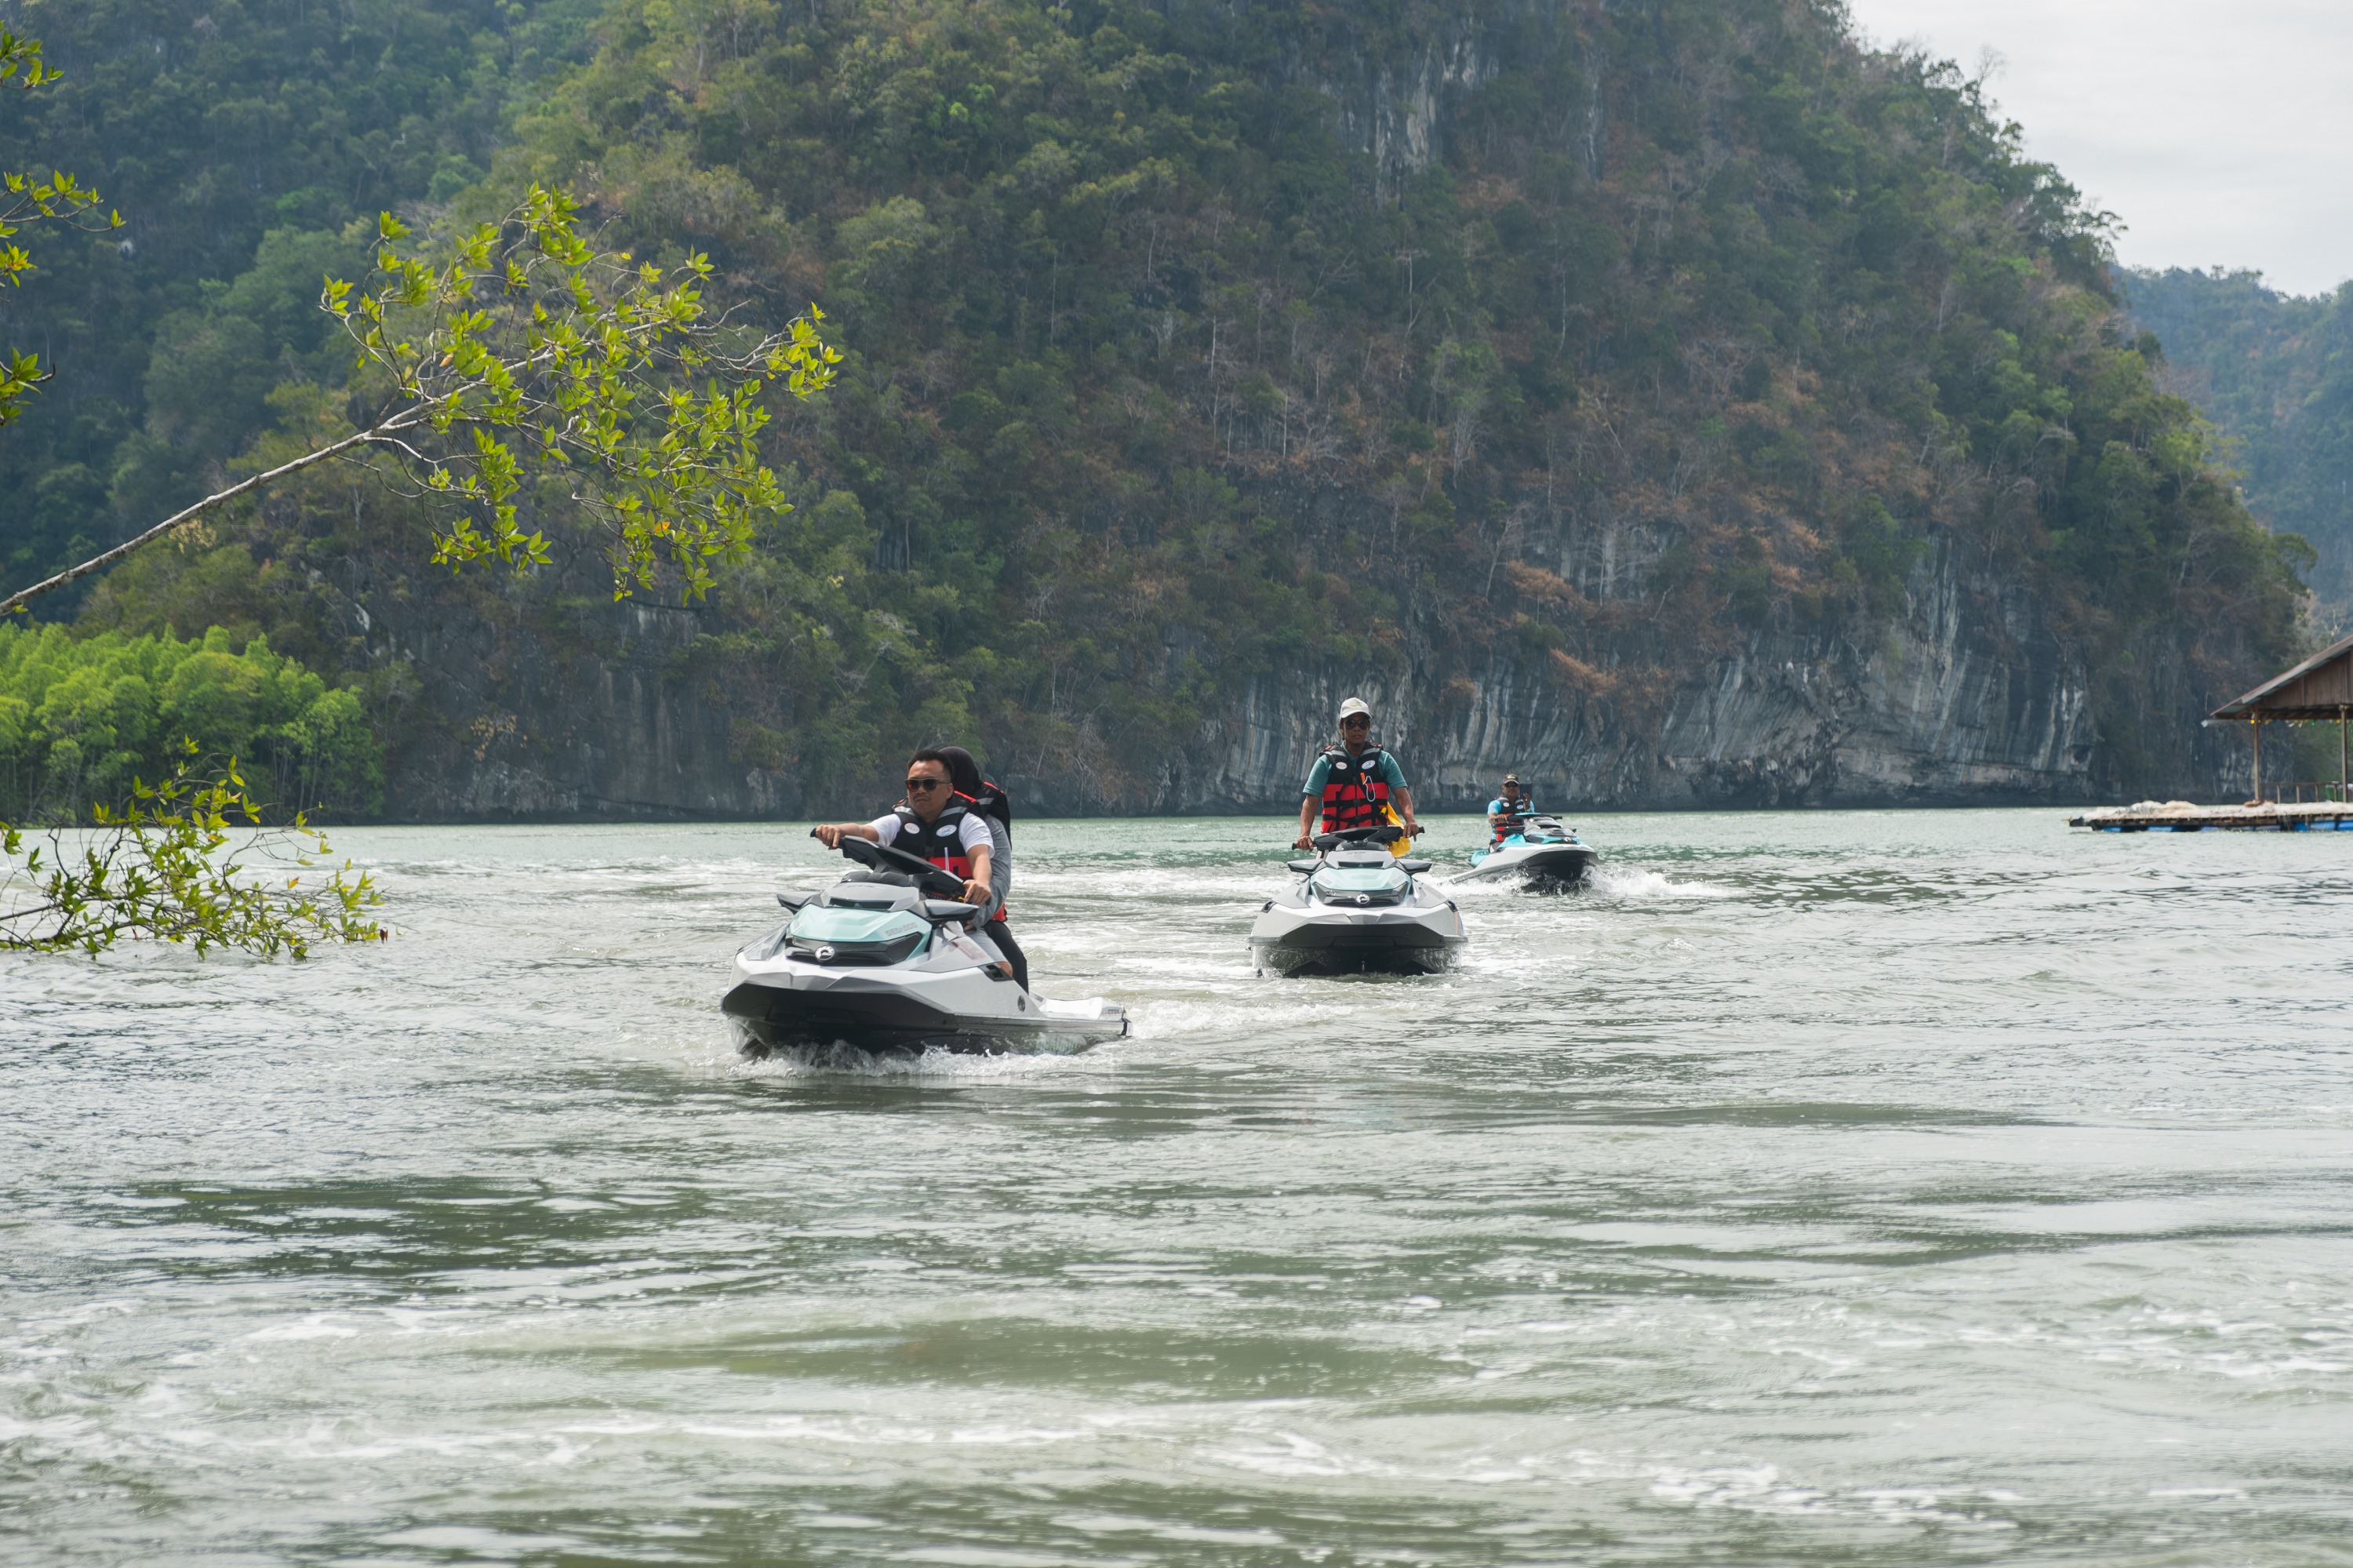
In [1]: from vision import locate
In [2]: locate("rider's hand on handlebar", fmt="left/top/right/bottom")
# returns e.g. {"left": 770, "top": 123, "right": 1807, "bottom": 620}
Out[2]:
{"left": 1293, "top": 834, "right": 1313, "bottom": 851}
{"left": 813, "top": 824, "right": 844, "bottom": 848}
{"left": 1403, "top": 819, "right": 1422, "bottom": 837}
{"left": 960, "top": 876, "right": 991, "bottom": 908}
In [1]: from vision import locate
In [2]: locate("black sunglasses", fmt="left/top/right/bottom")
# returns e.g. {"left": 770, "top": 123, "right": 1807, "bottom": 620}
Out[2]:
{"left": 904, "top": 777, "right": 948, "bottom": 791}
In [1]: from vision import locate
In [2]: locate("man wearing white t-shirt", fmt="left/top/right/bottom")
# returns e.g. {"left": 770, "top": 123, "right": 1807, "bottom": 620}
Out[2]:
{"left": 812, "top": 749, "right": 995, "bottom": 909}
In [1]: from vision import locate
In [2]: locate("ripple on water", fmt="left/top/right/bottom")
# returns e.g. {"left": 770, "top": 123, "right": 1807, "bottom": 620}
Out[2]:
{"left": 4, "top": 811, "right": 2352, "bottom": 1566}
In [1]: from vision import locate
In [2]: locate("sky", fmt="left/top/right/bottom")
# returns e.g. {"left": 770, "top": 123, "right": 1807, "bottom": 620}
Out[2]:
{"left": 1843, "top": 0, "right": 2353, "bottom": 297}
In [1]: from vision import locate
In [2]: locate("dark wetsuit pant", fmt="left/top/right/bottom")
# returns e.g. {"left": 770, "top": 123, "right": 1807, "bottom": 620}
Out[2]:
{"left": 983, "top": 919, "right": 1029, "bottom": 994}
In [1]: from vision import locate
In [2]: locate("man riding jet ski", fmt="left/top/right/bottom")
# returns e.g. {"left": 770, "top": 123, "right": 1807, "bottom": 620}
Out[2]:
{"left": 1487, "top": 774, "right": 1536, "bottom": 841}
{"left": 1250, "top": 824, "right": 1467, "bottom": 977}
{"left": 722, "top": 750, "right": 1124, "bottom": 1054}
{"left": 1454, "top": 773, "right": 1598, "bottom": 888}
{"left": 1295, "top": 696, "right": 1421, "bottom": 856}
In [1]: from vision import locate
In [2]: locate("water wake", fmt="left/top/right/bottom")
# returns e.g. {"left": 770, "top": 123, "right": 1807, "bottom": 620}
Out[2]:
{"left": 1587, "top": 863, "right": 1734, "bottom": 900}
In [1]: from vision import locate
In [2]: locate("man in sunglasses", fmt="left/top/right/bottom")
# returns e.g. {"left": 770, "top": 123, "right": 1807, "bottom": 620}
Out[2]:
{"left": 1294, "top": 696, "right": 1420, "bottom": 852}
{"left": 813, "top": 749, "right": 1026, "bottom": 989}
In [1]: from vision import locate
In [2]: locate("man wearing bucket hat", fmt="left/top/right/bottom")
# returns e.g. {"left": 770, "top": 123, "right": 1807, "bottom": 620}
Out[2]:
{"left": 1294, "top": 697, "right": 1421, "bottom": 852}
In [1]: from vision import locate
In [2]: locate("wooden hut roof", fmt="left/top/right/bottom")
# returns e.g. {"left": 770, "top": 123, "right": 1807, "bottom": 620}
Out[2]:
{"left": 2212, "top": 631, "right": 2353, "bottom": 722}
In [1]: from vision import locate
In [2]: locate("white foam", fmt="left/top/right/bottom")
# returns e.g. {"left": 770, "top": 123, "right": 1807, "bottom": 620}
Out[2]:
{"left": 1588, "top": 864, "right": 1734, "bottom": 900}
{"left": 723, "top": 1041, "right": 1107, "bottom": 1079}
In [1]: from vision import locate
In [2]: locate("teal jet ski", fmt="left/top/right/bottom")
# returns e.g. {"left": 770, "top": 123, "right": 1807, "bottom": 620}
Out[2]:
{"left": 1453, "top": 814, "right": 1598, "bottom": 889}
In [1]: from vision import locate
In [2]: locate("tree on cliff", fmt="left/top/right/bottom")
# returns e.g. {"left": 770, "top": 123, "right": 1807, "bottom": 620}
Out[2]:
{"left": 2, "top": 184, "right": 840, "bottom": 617}
{"left": 2126, "top": 267, "right": 2353, "bottom": 631}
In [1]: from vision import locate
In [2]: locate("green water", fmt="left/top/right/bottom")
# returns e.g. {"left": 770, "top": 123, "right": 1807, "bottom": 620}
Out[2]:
{"left": 4, "top": 812, "right": 2350, "bottom": 1565}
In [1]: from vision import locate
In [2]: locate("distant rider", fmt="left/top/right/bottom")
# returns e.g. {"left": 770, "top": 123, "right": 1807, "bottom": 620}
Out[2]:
{"left": 1488, "top": 774, "right": 1534, "bottom": 844}
{"left": 1294, "top": 696, "right": 1421, "bottom": 851}
{"left": 813, "top": 748, "right": 1026, "bottom": 991}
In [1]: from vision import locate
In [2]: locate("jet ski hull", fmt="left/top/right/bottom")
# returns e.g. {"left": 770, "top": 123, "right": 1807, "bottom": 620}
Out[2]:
{"left": 715, "top": 951, "right": 1129, "bottom": 1050}
{"left": 723, "top": 968, "right": 1128, "bottom": 1055}
{"left": 1249, "top": 918, "right": 1463, "bottom": 977}
{"left": 1248, "top": 897, "right": 1467, "bottom": 977}
{"left": 1461, "top": 841, "right": 1598, "bottom": 888}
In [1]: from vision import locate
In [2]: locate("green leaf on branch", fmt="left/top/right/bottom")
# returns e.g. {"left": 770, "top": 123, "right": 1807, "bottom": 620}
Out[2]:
{"left": 324, "top": 184, "right": 841, "bottom": 603}
{"left": 0, "top": 28, "right": 117, "bottom": 426}
{"left": 1, "top": 748, "right": 387, "bottom": 958}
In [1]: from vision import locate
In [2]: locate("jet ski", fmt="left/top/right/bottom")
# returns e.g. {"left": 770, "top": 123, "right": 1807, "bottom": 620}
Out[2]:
{"left": 1453, "top": 814, "right": 1598, "bottom": 889}
{"left": 1249, "top": 826, "right": 1467, "bottom": 977}
{"left": 722, "top": 835, "right": 1127, "bottom": 1056}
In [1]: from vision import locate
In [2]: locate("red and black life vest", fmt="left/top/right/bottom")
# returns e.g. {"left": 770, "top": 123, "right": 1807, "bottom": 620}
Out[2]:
{"left": 1318, "top": 746, "right": 1395, "bottom": 834}
{"left": 893, "top": 797, "right": 976, "bottom": 881}
{"left": 1492, "top": 797, "right": 1533, "bottom": 844}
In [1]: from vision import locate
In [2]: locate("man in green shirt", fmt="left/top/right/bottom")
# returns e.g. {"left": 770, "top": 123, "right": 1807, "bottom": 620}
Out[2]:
{"left": 1294, "top": 696, "right": 1421, "bottom": 850}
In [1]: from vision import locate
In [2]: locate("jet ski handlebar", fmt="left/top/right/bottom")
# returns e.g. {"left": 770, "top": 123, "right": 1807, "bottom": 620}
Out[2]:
{"left": 1310, "top": 825, "right": 1405, "bottom": 853}
{"left": 816, "top": 829, "right": 972, "bottom": 897}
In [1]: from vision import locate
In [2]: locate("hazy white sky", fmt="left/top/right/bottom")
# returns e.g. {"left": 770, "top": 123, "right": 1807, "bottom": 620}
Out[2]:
{"left": 1844, "top": 0, "right": 2353, "bottom": 296}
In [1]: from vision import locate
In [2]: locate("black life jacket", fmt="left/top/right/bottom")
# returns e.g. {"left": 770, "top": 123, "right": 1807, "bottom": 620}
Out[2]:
{"left": 963, "top": 778, "right": 1013, "bottom": 839}
{"left": 893, "top": 797, "right": 976, "bottom": 881}
{"left": 1318, "top": 746, "right": 1395, "bottom": 834}
{"left": 1492, "top": 796, "right": 1534, "bottom": 843}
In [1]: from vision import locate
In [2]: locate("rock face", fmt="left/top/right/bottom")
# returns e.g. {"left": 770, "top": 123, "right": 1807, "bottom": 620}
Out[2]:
{"left": 367, "top": 585, "right": 806, "bottom": 823}
{"left": 370, "top": 518, "right": 2258, "bottom": 820}
{"left": 1131, "top": 531, "right": 2104, "bottom": 816}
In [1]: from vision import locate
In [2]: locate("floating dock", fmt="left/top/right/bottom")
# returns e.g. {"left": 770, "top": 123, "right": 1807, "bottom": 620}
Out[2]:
{"left": 2071, "top": 801, "right": 2353, "bottom": 832}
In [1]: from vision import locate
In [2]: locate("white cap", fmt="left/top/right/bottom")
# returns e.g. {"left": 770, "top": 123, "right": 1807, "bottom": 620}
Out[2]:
{"left": 1337, "top": 696, "right": 1372, "bottom": 721}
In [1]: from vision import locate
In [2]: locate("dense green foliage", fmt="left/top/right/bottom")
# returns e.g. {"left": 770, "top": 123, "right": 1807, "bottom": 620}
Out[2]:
{"left": 1, "top": 0, "right": 2315, "bottom": 804}
{"left": 312, "top": 188, "right": 839, "bottom": 609}
{"left": 2127, "top": 267, "right": 2353, "bottom": 630}
{"left": 0, "top": 25, "right": 124, "bottom": 425}
{"left": 0, "top": 0, "right": 598, "bottom": 598}
{"left": 0, "top": 622, "right": 381, "bottom": 820}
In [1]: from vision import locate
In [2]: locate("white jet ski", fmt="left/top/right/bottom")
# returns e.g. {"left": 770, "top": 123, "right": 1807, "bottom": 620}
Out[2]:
{"left": 1452, "top": 814, "right": 1598, "bottom": 889}
{"left": 722, "top": 835, "right": 1127, "bottom": 1056}
{"left": 1249, "top": 826, "right": 1467, "bottom": 977}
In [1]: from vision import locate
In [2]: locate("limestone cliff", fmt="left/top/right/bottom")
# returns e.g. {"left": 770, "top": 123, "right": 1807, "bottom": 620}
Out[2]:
{"left": 366, "top": 516, "right": 2254, "bottom": 819}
